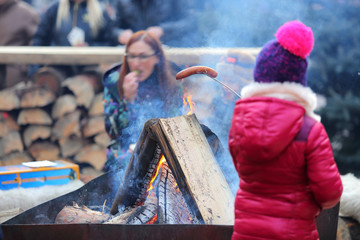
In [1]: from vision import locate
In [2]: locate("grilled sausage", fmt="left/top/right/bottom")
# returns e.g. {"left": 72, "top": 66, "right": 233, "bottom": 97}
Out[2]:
{"left": 176, "top": 66, "right": 218, "bottom": 80}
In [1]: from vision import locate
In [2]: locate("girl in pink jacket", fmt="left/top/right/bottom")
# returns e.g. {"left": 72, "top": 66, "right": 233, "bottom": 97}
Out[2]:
{"left": 229, "top": 20, "right": 343, "bottom": 240}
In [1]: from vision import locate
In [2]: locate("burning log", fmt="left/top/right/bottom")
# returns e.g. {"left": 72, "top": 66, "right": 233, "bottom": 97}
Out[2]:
{"left": 111, "top": 114, "right": 234, "bottom": 225}
{"left": 157, "top": 161, "right": 196, "bottom": 224}
{"left": 50, "top": 114, "right": 233, "bottom": 226}
{"left": 105, "top": 194, "right": 158, "bottom": 224}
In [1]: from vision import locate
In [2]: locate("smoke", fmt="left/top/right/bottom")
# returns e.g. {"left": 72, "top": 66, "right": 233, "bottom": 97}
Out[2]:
{"left": 191, "top": 0, "right": 316, "bottom": 48}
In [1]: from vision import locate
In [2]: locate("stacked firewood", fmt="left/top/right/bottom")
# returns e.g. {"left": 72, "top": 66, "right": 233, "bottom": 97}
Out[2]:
{"left": 0, "top": 75, "right": 109, "bottom": 173}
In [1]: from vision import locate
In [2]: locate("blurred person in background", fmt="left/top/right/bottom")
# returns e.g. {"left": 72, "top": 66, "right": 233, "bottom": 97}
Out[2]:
{"left": 28, "top": 0, "right": 115, "bottom": 93}
{"left": 112, "top": 0, "right": 199, "bottom": 47}
{"left": 102, "top": 30, "right": 184, "bottom": 173}
{"left": 0, "top": 0, "right": 39, "bottom": 89}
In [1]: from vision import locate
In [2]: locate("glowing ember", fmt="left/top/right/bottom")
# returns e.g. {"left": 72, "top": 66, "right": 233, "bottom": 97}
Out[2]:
{"left": 147, "top": 155, "right": 166, "bottom": 192}
{"left": 147, "top": 214, "right": 158, "bottom": 224}
{"left": 182, "top": 87, "right": 195, "bottom": 115}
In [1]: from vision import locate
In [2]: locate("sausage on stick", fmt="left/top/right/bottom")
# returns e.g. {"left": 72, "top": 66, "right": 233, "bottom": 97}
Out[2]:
{"left": 176, "top": 66, "right": 241, "bottom": 98}
{"left": 176, "top": 66, "right": 218, "bottom": 80}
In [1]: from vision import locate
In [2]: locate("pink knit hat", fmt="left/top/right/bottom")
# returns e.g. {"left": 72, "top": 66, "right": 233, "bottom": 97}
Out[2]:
{"left": 253, "top": 20, "right": 314, "bottom": 86}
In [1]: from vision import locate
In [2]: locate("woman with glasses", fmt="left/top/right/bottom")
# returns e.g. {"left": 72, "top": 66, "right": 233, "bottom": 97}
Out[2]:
{"left": 102, "top": 30, "right": 183, "bottom": 172}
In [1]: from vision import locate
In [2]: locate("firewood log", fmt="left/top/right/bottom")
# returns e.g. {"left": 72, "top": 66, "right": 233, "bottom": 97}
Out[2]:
{"left": 28, "top": 141, "right": 60, "bottom": 161}
{"left": 0, "top": 131, "right": 23, "bottom": 156}
{"left": 17, "top": 108, "right": 52, "bottom": 126}
{"left": 51, "top": 110, "right": 81, "bottom": 141}
{"left": 51, "top": 94, "right": 77, "bottom": 119}
{"left": 0, "top": 89, "right": 20, "bottom": 111}
{"left": 31, "top": 66, "right": 64, "bottom": 95}
{"left": 58, "top": 136, "right": 83, "bottom": 158}
{"left": 0, "top": 112, "right": 19, "bottom": 138}
{"left": 94, "top": 132, "right": 110, "bottom": 147}
{"left": 74, "top": 144, "right": 106, "bottom": 171}
{"left": 62, "top": 76, "right": 95, "bottom": 109}
{"left": 82, "top": 116, "right": 105, "bottom": 138}
{"left": 23, "top": 125, "right": 51, "bottom": 148}
{"left": 20, "top": 87, "right": 56, "bottom": 108}
{"left": 55, "top": 202, "right": 110, "bottom": 224}
{"left": 105, "top": 203, "right": 159, "bottom": 225}
{"left": 88, "top": 92, "right": 104, "bottom": 116}
{"left": 0, "top": 152, "right": 32, "bottom": 166}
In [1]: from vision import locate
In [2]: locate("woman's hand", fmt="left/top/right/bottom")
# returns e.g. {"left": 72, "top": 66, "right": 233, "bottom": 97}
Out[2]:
{"left": 146, "top": 26, "right": 164, "bottom": 39}
{"left": 123, "top": 71, "right": 140, "bottom": 102}
{"left": 118, "top": 29, "right": 134, "bottom": 45}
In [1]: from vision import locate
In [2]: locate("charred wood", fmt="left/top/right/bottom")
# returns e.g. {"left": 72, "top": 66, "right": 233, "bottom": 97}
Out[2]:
{"left": 157, "top": 162, "right": 196, "bottom": 224}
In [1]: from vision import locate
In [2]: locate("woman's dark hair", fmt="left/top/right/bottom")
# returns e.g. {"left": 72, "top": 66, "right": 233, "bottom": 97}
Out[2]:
{"left": 117, "top": 31, "right": 176, "bottom": 100}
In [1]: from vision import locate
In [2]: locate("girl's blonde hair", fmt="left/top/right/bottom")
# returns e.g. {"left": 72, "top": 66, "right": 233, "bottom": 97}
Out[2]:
{"left": 56, "top": 0, "right": 103, "bottom": 36}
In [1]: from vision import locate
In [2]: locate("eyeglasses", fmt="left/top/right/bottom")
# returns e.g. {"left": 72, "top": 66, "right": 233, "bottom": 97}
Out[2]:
{"left": 125, "top": 52, "right": 157, "bottom": 62}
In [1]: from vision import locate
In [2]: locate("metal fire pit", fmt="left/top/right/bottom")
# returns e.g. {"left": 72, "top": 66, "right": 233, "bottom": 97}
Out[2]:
{"left": 2, "top": 224, "right": 233, "bottom": 240}
{"left": 1, "top": 169, "right": 233, "bottom": 240}
{"left": 1, "top": 169, "right": 340, "bottom": 240}
{"left": 0, "top": 120, "right": 340, "bottom": 240}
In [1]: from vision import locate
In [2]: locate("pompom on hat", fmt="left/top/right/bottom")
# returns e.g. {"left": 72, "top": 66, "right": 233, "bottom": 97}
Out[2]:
{"left": 254, "top": 20, "right": 314, "bottom": 86}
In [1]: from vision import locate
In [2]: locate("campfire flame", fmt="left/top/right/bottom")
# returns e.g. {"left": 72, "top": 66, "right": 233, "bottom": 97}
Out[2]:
{"left": 182, "top": 87, "right": 195, "bottom": 115}
{"left": 147, "top": 155, "right": 166, "bottom": 192}
{"left": 147, "top": 214, "right": 158, "bottom": 224}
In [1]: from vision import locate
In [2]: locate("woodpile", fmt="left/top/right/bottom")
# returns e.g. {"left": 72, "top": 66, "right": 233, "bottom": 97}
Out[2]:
{"left": 0, "top": 75, "right": 109, "bottom": 173}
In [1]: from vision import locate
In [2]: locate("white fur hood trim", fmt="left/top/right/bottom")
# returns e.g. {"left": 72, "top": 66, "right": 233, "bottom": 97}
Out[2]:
{"left": 241, "top": 82, "right": 321, "bottom": 121}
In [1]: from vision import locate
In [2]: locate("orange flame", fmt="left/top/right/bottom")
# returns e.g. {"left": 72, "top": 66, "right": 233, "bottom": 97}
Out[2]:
{"left": 147, "top": 155, "right": 166, "bottom": 192}
{"left": 147, "top": 214, "right": 158, "bottom": 224}
{"left": 182, "top": 87, "right": 195, "bottom": 115}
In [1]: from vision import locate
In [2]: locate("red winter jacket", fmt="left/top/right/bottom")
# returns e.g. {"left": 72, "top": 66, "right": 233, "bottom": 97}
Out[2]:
{"left": 229, "top": 83, "right": 343, "bottom": 240}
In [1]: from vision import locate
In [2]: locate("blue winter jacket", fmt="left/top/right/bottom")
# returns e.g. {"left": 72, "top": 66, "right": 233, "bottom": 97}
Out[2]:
{"left": 32, "top": 0, "right": 114, "bottom": 47}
